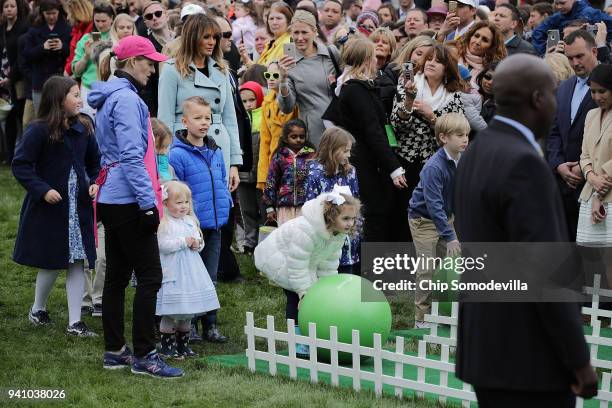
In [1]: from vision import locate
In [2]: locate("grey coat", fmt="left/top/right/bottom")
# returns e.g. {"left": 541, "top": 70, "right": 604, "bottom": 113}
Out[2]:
{"left": 277, "top": 41, "right": 340, "bottom": 147}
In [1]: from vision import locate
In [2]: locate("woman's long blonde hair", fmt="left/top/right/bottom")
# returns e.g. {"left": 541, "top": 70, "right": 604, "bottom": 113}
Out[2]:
{"left": 109, "top": 13, "right": 135, "bottom": 43}
{"left": 392, "top": 35, "right": 435, "bottom": 72}
{"left": 175, "top": 13, "right": 227, "bottom": 77}
{"left": 159, "top": 180, "right": 200, "bottom": 230}
{"left": 341, "top": 37, "right": 376, "bottom": 80}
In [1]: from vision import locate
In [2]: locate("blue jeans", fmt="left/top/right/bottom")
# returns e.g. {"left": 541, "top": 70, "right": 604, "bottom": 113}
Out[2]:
{"left": 199, "top": 228, "right": 221, "bottom": 327}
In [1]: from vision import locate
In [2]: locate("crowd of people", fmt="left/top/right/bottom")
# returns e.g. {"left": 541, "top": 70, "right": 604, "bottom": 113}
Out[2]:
{"left": 4, "top": 0, "right": 612, "bottom": 396}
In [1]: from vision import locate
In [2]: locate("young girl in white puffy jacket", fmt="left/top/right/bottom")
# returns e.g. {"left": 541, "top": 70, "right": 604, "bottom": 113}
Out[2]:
{"left": 254, "top": 185, "right": 360, "bottom": 356}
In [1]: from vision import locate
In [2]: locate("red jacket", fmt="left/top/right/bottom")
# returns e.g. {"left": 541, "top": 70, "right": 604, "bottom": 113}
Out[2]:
{"left": 64, "top": 21, "right": 93, "bottom": 76}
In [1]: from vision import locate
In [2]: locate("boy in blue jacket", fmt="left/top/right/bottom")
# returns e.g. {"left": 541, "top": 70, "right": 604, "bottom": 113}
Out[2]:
{"left": 408, "top": 113, "right": 470, "bottom": 329}
{"left": 168, "top": 96, "right": 232, "bottom": 343}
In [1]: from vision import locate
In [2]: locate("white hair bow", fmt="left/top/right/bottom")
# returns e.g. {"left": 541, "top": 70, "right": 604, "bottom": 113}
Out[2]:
{"left": 325, "top": 185, "right": 352, "bottom": 205}
{"left": 161, "top": 184, "right": 168, "bottom": 201}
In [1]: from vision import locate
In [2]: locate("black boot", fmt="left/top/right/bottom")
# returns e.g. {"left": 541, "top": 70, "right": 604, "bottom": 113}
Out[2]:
{"left": 176, "top": 331, "right": 198, "bottom": 358}
{"left": 204, "top": 323, "right": 228, "bottom": 343}
{"left": 159, "top": 332, "right": 182, "bottom": 359}
{"left": 190, "top": 317, "right": 202, "bottom": 342}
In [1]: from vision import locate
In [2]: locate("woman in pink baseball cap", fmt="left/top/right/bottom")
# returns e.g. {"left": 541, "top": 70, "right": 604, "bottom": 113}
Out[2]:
{"left": 86, "top": 36, "right": 184, "bottom": 379}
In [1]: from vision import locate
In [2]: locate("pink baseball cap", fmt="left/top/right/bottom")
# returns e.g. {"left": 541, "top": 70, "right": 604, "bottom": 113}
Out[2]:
{"left": 113, "top": 35, "right": 168, "bottom": 62}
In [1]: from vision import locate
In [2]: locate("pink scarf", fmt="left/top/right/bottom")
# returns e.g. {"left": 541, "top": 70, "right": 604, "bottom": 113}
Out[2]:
{"left": 461, "top": 50, "right": 485, "bottom": 93}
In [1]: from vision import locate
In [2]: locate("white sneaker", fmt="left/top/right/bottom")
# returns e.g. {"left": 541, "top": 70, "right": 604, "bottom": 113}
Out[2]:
{"left": 414, "top": 320, "right": 436, "bottom": 329}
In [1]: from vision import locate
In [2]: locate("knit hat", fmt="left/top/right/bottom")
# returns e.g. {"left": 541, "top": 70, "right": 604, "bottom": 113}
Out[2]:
{"left": 589, "top": 64, "right": 612, "bottom": 91}
{"left": 356, "top": 10, "right": 380, "bottom": 28}
{"left": 239, "top": 81, "right": 265, "bottom": 108}
{"left": 290, "top": 9, "right": 317, "bottom": 30}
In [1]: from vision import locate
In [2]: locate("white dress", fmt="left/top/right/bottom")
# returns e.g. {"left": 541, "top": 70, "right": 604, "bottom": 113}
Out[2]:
{"left": 156, "top": 214, "right": 220, "bottom": 319}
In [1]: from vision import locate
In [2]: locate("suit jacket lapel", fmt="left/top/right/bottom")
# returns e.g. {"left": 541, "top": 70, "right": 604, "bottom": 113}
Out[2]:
{"left": 572, "top": 91, "right": 595, "bottom": 129}
{"left": 560, "top": 77, "right": 575, "bottom": 135}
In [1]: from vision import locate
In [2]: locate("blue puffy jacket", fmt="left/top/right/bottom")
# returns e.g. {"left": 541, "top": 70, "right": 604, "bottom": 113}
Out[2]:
{"left": 88, "top": 76, "right": 156, "bottom": 210}
{"left": 169, "top": 131, "right": 232, "bottom": 230}
{"left": 531, "top": 0, "right": 612, "bottom": 55}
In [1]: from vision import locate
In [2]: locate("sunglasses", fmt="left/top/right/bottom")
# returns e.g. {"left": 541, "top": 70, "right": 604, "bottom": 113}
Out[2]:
{"left": 358, "top": 23, "right": 375, "bottom": 32}
{"left": 144, "top": 10, "right": 163, "bottom": 20}
{"left": 221, "top": 31, "right": 232, "bottom": 39}
{"left": 483, "top": 74, "right": 493, "bottom": 80}
{"left": 264, "top": 72, "right": 280, "bottom": 79}
{"left": 337, "top": 26, "right": 356, "bottom": 46}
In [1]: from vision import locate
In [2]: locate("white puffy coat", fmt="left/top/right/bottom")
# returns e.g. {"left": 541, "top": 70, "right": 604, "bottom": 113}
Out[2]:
{"left": 254, "top": 195, "right": 346, "bottom": 297}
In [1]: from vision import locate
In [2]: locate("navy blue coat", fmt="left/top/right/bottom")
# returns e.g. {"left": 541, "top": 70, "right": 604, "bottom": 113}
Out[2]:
{"left": 547, "top": 76, "right": 597, "bottom": 197}
{"left": 12, "top": 118, "right": 100, "bottom": 270}
{"left": 22, "top": 19, "right": 71, "bottom": 91}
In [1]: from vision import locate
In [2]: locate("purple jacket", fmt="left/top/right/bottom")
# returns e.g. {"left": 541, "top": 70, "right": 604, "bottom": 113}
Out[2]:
{"left": 263, "top": 146, "right": 316, "bottom": 209}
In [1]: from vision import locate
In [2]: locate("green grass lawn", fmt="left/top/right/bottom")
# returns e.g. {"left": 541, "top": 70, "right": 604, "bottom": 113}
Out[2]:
{"left": 0, "top": 166, "right": 438, "bottom": 407}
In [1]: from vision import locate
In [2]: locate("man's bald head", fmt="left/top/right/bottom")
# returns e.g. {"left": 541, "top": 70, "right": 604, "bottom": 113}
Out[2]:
{"left": 493, "top": 54, "right": 557, "bottom": 139}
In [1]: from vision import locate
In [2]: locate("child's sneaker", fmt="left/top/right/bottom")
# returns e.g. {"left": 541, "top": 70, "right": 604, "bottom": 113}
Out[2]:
{"left": 294, "top": 326, "right": 310, "bottom": 358}
{"left": 67, "top": 321, "right": 98, "bottom": 337}
{"left": 176, "top": 331, "right": 198, "bottom": 358}
{"left": 29, "top": 308, "right": 53, "bottom": 326}
{"left": 131, "top": 351, "right": 185, "bottom": 378}
{"left": 92, "top": 304, "right": 103, "bottom": 317}
{"left": 204, "top": 324, "right": 228, "bottom": 343}
{"left": 414, "top": 320, "right": 435, "bottom": 330}
{"left": 159, "top": 332, "right": 182, "bottom": 359}
{"left": 103, "top": 346, "right": 134, "bottom": 369}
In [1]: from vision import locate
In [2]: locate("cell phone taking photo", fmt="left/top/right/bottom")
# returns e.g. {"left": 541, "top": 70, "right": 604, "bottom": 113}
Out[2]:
{"left": 546, "top": 29, "right": 560, "bottom": 50}
{"left": 402, "top": 62, "right": 414, "bottom": 82}
{"left": 283, "top": 42, "right": 297, "bottom": 69}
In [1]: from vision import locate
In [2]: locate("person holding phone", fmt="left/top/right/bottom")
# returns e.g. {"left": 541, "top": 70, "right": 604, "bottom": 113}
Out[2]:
{"left": 436, "top": 0, "right": 477, "bottom": 42}
{"left": 277, "top": 10, "right": 340, "bottom": 147}
{"left": 22, "top": 0, "right": 71, "bottom": 114}
{"left": 72, "top": 2, "right": 115, "bottom": 117}
{"left": 577, "top": 64, "right": 612, "bottom": 252}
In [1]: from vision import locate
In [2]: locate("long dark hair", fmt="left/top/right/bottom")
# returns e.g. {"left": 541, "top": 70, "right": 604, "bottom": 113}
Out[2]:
{"left": 36, "top": 76, "right": 93, "bottom": 142}
{"left": 0, "top": 0, "right": 30, "bottom": 24}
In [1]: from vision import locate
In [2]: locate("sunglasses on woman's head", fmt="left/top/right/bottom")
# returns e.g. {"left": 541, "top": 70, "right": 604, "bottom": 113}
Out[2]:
{"left": 264, "top": 72, "right": 280, "bottom": 79}
{"left": 337, "top": 27, "right": 356, "bottom": 46}
{"left": 144, "top": 10, "right": 163, "bottom": 20}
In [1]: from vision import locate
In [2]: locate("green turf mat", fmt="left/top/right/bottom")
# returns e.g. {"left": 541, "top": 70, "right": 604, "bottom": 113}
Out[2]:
{"left": 206, "top": 325, "right": 611, "bottom": 407}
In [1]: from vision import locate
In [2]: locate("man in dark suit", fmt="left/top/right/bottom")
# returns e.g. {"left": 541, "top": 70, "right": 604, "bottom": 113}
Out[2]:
{"left": 454, "top": 54, "right": 597, "bottom": 407}
{"left": 547, "top": 30, "right": 598, "bottom": 241}
{"left": 492, "top": 3, "right": 536, "bottom": 56}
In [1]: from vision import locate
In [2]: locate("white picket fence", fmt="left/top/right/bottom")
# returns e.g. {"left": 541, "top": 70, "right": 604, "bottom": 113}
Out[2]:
{"left": 244, "top": 274, "right": 612, "bottom": 406}
{"left": 244, "top": 312, "right": 476, "bottom": 406}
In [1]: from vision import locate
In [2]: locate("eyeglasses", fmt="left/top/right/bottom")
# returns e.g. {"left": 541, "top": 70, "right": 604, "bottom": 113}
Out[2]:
{"left": 221, "top": 31, "right": 232, "bottom": 39}
{"left": 337, "top": 27, "right": 356, "bottom": 46}
{"left": 358, "top": 23, "right": 375, "bottom": 33}
{"left": 264, "top": 72, "right": 280, "bottom": 79}
{"left": 144, "top": 10, "right": 163, "bottom": 20}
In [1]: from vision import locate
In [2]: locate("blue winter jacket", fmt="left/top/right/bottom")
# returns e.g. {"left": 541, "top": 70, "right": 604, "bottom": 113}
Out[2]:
{"left": 531, "top": 0, "right": 612, "bottom": 55}
{"left": 169, "top": 131, "right": 232, "bottom": 230}
{"left": 87, "top": 77, "right": 156, "bottom": 210}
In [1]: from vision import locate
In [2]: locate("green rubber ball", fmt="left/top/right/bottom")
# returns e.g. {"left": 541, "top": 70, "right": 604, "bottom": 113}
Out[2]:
{"left": 298, "top": 274, "right": 392, "bottom": 364}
